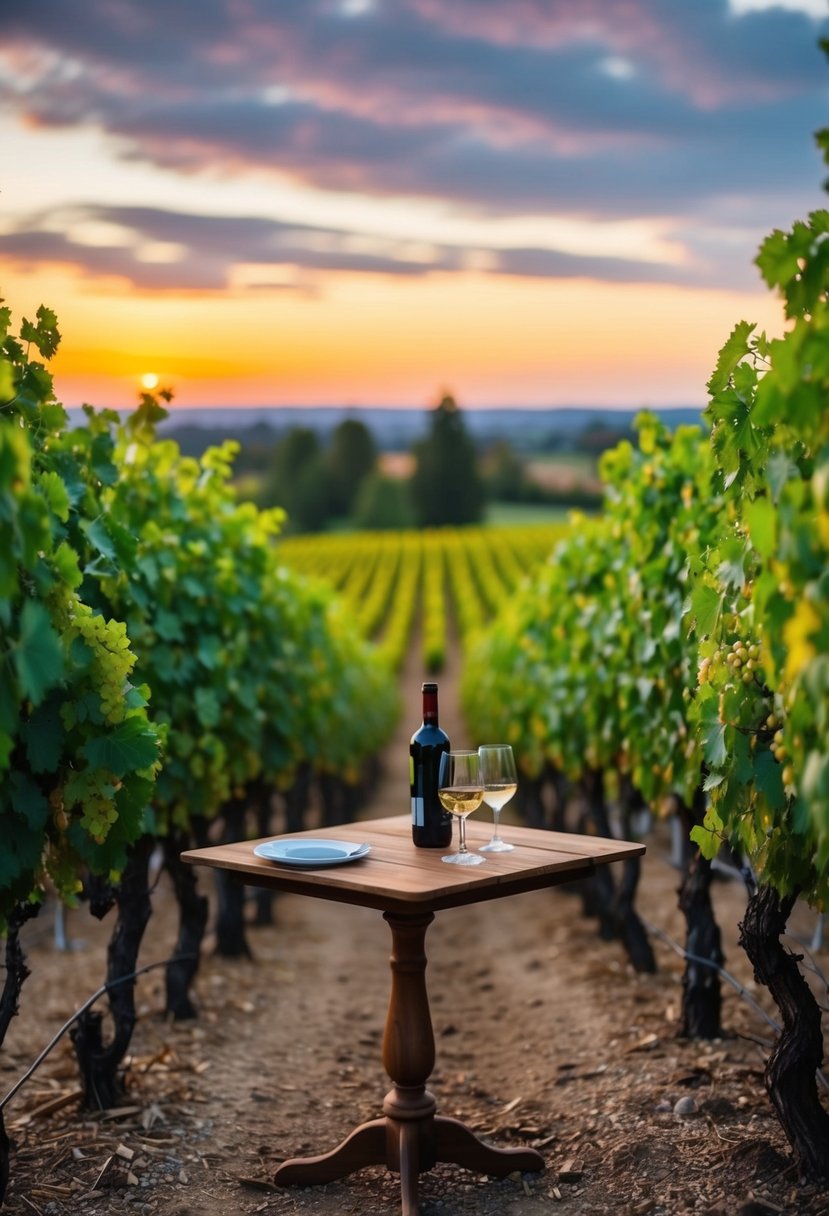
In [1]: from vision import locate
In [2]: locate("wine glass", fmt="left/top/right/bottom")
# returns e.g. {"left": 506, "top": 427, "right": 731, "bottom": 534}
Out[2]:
{"left": 438, "top": 751, "right": 486, "bottom": 866}
{"left": 478, "top": 744, "right": 517, "bottom": 853}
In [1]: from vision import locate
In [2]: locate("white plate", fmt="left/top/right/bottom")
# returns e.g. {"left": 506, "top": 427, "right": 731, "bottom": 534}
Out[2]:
{"left": 253, "top": 838, "right": 371, "bottom": 867}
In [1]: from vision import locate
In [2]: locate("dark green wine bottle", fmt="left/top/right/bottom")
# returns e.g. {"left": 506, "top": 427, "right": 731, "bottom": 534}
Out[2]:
{"left": 410, "top": 682, "right": 452, "bottom": 848}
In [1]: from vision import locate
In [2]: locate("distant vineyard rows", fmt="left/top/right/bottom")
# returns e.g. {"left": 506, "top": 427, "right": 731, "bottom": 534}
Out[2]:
{"left": 278, "top": 523, "right": 569, "bottom": 672}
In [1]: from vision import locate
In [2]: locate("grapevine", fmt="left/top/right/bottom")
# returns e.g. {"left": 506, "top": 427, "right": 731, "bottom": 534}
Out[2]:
{"left": 0, "top": 306, "right": 162, "bottom": 930}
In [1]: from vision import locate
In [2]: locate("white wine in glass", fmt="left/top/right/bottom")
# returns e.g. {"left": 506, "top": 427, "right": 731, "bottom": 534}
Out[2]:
{"left": 478, "top": 744, "right": 517, "bottom": 853}
{"left": 438, "top": 751, "right": 486, "bottom": 866}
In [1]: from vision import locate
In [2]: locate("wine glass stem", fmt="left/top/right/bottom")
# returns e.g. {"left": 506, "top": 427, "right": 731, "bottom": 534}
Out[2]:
{"left": 491, "top": 810, "right": 501, "bottom": 841}
{"left": 458, "top": 815, "right": 468, "bottom": 854}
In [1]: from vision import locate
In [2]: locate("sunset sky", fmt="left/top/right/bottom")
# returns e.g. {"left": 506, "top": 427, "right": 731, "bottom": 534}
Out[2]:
{"left": 1, "top": 0, "right": 827, "bottom": 412}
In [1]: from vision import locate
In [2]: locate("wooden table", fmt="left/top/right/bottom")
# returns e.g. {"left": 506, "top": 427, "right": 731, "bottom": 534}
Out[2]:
{"left": 182, "top": 815, "right": 644, "bottom": 1216}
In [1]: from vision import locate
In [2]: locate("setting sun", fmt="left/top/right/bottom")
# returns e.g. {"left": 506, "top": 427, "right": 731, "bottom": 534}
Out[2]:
{"left": 140, "top": 372, "right": 159, "bottom": 391}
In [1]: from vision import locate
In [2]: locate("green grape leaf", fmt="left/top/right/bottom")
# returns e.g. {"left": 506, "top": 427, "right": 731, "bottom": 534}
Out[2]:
{"left": 755, "top": 229, "right": 802, "bottom": 294}
{"left": 0, "top": 814, "right": 44, "bottom": 887}
{"left": 716, "top": 538, "right": 747, "bottom": 591}
{"left": 20, "top": 306, "right": 61, "bottom": 358}
{"left": 38, "top": 470, "right": 70, "bottom": 522}
{"left": 23, "top": 698, "right": 64, "bottom": 773}
{"left": 743, "top": 498, "right": 776, "bottom": 560}
{"left": 68, "top": 634, "right": 94, "bottom": 671}
{"left": 81, "top": 515, "right": 118, "bottom": 562}
{"left": 106, "top": 514, "right": 138, "bottom": 567}
{"left": 704, "top": 721, "right": 727, "bottom": 770}
{"left": 687, "top": 582, "right": 723, "bottom": 637}
{"left": 81, "top": 717, "right": 160, "bottom": 777}
{"left": 197, "top": 635, "right": 222, "bottom": 669}
{"left": 10, "top": 770, "right": 50, "bottom": 830}
{"left": 115, "top": 774, "right": 155, "bottom": 828}
{"left": 39, "top": 402, "right": 67, "bottom": 432}
{"left": 0, "top": 838, "right": 19, "bottom": 889}
{"left": 135, "top": 555, "right": 159, "bottom": 586}
{"left": 51, "top": 540, "right": 81, "bottom": 589}
{"left": 14, "top": 600, "right": 64, "bottom": 704}
{"left": 754, "top": 749, "right": 786, "bottom": 812}
{"left": 697, "top": 692, "right": 728, "bottom": 769}
{"left": 90, "top": 432, "right": 119, "bottom": 486}
{"left": 181, "top": 575, "right": 207, "bottom": 599}
{"left": 729, "top": 397, "right": 762, "bottom": 462}
{"left": 0, "top": 666, "right": 18, "bottom": 735}
{"left": 732, "top": 730, "right": 754, "bottom": 785}
{"left": 0, "top": 423, "right": 29, "bottom": 489}
{"left": 706, "top": 321, "right": 756, "bottom": 395}
{"left": 792, "top": 790, "right": 813, "bottom": 840}
{"left": 690, "top": 805, "right": 723, "bottom": 860}
{"left": 802, "top": 750, "right": 829, "bottom": 807}
{"left": 124, "top": 682, "right": 150, "bottom": 710}
{"left": 155, "top": 607, "right": 184, "bottom": 641}
{"left": 0, "top": 544, "right": 16, "bottom": 601}
{"left": 195, "top": 687, "right": 221, "bottom": 728}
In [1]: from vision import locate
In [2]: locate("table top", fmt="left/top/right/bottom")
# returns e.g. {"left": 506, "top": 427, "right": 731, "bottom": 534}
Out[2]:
{"left": 181, "top": 815, "right": 645, "bottom": 914}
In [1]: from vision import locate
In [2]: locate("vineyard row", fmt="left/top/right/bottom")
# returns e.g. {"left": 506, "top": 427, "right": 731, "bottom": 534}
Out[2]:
{"left": 278, "top": 521, "right": 567, "bottom": 672}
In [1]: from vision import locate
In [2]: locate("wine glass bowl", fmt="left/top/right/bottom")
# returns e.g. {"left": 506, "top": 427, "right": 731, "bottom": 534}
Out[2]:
{"left": 438, "top": 751, "right": 486, "bottom": 866}
{"left": 478, "top": 744, "right": 517, "bottom": 853}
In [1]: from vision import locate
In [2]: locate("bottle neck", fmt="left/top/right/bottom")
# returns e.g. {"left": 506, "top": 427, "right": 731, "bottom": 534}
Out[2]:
{"left": 422, "top": 688, "right": 439, "bottom": 725}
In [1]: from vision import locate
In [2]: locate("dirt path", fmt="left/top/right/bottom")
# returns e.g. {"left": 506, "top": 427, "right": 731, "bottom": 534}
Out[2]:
{"left": 2, "top": 632, "right": 826, "bottom": 1215}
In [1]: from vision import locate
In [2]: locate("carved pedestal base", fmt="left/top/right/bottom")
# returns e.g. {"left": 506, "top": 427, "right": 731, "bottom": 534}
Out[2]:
{"left": 274, "top": 911, "right": 544, "bottom": 1215}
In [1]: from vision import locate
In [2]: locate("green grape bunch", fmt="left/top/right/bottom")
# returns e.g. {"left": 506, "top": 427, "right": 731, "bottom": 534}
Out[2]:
{"left": 1, "top": 307, "right": 161, "bottom": 928}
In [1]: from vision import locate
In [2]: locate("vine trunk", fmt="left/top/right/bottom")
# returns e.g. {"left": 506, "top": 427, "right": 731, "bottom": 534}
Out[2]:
{"left": 71, "top": 835, "right": 154, "bottom": 1109}
{"left": 214, "top": 796, "right": 252, "bottom": 958}
{"left": 739, "top": 882, "right": 829, "bottom": 1183}
{"left": 676, "top": 791, "right": 723, "bottom": 1039}
{"left": 163, "top": 831, "right": 209, "bottom": 1020}
{"left": 0, "top": 904, "right": 39, "bottom": 1203}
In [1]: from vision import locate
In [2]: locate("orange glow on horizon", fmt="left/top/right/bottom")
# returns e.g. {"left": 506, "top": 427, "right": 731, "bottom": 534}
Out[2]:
{"left": 2, "top": 260, "right": 787, "bottom": 413}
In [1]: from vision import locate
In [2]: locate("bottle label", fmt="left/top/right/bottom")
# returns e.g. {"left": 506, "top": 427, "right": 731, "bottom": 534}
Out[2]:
{"left": 411, "top": 757, "right": 425, "bottom": 826}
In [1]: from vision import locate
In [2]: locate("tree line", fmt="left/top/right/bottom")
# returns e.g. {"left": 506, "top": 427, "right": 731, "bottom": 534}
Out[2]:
{"left": 223, "top": 394, "right": 602, "bottom": 532}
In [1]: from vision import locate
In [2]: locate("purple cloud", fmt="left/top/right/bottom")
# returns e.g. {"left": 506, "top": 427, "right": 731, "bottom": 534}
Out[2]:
{"left": 0, "top": 202, "right": 762, "bottom": 292}
{"left": 1, "top": 0, "right": 826, "bottom": 285}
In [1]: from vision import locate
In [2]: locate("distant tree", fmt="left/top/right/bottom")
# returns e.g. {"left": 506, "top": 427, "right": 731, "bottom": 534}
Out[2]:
{"left": 287, "top": 456, "right": 330, "bottom": 532}
{"left": 481, "top": 439, "right": 526, "bottom": 501}
{"left": 260, "top": 426, "right": 328, "bottom": 532}
{"left": 410, "top": 394, "right": 485, "bottom": 527}
{"left": 233, "top": 420, "right": 281, "bottom": 476}
{"left": 353, "top": 472, "right": 415, "bottom": 530}
{"left": 577, "top": 419, "right": 632, "bottom": 456}
{"left": 325, "top": 419, "right": 378, "bottom": 517}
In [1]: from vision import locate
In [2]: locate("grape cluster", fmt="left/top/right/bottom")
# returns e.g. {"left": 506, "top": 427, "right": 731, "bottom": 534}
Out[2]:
{"left": 78, "top": 780, "right": 120, "bottom": 844}
{"left": 725, "top": 639, "right": 763, "bottom": 686}
{"left": 699, "top": 635, "right": 765, "bottom": 692}
{"left": 66, "top": 603, "right": 137, "bottom": 726}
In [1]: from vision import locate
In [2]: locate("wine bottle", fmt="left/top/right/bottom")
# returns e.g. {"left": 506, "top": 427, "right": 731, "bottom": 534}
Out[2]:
{"left": 410, "top": 682, "right": 452, "bottom": 848}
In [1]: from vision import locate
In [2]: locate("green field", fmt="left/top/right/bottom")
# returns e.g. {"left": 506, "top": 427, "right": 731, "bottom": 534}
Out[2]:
{"left": 484, "top": 500, "right": 573, "bottom": 526}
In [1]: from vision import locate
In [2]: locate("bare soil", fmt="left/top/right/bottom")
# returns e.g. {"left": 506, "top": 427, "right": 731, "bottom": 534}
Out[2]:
{"left": 2, "top": 633, "right": 829, "bottom": 1216}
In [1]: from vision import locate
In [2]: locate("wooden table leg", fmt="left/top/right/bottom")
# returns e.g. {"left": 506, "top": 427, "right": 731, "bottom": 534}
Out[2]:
{"left": 274, "top": 909, "right": 544, "bottom": 1214}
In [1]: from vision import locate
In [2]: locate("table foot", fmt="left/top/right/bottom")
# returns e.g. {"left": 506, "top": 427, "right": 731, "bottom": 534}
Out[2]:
{"left": 434, "top": 1115, "right": 545, "bottom": 1176}
{"left": 398, "top": 1119, "right": 421, "bottom": 1216}
{"left": 273, "top": 1112, "right": 545, "bottom": 1192}
{"left": 274, "top": 1117, "right": 386, "bottom": 1186}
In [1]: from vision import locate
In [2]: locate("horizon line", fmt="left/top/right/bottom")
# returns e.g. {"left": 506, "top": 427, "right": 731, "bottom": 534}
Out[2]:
{"left": 68, "top": 401, "right": 703, "bottom": 414}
